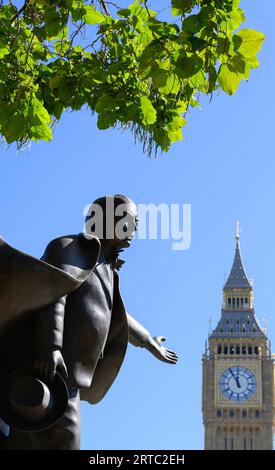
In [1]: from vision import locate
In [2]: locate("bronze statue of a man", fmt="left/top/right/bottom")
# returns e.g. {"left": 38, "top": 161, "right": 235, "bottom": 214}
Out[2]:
{"left": 0, "top": 194, "right": 178, "bottom": 450}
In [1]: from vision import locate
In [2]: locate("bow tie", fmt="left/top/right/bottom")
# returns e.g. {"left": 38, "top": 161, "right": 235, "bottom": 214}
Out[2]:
{"left": 105, "top": 249, "right": 125, "bottom": 271}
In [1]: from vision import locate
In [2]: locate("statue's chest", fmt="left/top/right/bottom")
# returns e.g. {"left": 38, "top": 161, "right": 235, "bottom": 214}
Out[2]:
{"left": 71, "top": 260, "right": 114, "bottom": 319}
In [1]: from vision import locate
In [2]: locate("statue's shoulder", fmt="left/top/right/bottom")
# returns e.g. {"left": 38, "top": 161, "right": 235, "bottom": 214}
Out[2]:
{"left": 42, "top": 234, "right": 100, "bottom": 264}
{"left": 41, "top": 234, "right": 101, "bottom": 282}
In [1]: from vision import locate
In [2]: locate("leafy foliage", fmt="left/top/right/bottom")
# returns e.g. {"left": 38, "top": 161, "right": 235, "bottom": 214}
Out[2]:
{"left": 0, "top": 0, "right": 264, "bottom": 156}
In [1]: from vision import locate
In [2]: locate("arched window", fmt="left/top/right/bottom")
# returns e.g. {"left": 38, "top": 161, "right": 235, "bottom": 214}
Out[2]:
{"left": 242, "top": 345, "right": 247, "bottom": 354}
{"left": 230, "top": 345, "right": 234, "bottom": 354}
{"left": 217, "top": 409, "right": 222, "bottom": 417}
{"left": 241, "top": 297, "right": 244, "bottom": 306}
{"left": 224, "top": 346, "right": 228, "bottom": 354}
{"left": 254, "top": 346, "right": 259, "bottom": 355}
{"left": 229, "top": 409, "right": 234, "bottom": 418}
{"left": 242, "top": 409, "right": 247, "bottom": 418}
{"left": 228, "top": 298, "right": 231, "bottom": 306}
{"left": 236, "top": 345, "right": 240, "bottom": 354}
{"left": 232, "top": 298, "right": 235, "bottom": 306}
{"left": 217, "top": 345, "right": 222, "bottom": 354}
{"left": 248, "top": 346, "right": 252, "bottom": 355}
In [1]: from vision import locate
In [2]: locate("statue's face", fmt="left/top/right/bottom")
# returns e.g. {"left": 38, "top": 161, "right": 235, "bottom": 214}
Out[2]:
{"left": 86, "top": 198, "right": 138, "bottom": 249}
{"left": 112, "top": 205, "right": 138, "bottom": 249}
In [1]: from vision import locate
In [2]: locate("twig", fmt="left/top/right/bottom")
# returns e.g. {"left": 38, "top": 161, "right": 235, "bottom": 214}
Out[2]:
{"left": 99, "top": 0, "right": 110, "bottom": 16}
{"left": 11, "top": 0, "right": 29, "bottom": 23}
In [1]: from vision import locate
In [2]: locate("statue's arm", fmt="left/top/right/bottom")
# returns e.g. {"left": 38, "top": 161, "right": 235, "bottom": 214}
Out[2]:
{"left": 127, "top": 312, "right": 151, "bottom": 347}
{"left": 126, "top": 312, "right": 178, "bottom": 365}
{"left": 33, "top": 239, "right": 70, "bottom": 381}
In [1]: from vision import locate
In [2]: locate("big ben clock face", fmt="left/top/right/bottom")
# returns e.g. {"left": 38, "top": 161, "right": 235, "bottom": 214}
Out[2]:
{"left": 219, "top": 366, "right": 257, "bottom": 402}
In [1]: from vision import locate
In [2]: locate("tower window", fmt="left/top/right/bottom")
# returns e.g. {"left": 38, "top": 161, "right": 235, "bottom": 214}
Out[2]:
{"left": 217, "top": 345, "right": 222, "bottom": 354}
{"left": 220, "top": 328, "right": 223, "bottom": 333}
{"left": 217, "top": 409, "right": 222, "bottom": 417}
{"left": 236, "top": 318, "right": 240, "bottom": 325}
{"left": 230, "top": 346, "right": 234, "bottom": 354}
{"left": 245, "top": 297, "right": 248, "bottom": 304}
{"left": 224, "top": 346, "right": 228, "bottom": 354}
{"left": 236, "top": 298, "right": 240, "bottom": 307}
{"left": 242, "top": 346, "right": 246, "bottom": 354}
{"left": 255, "top": 410, "right": 260, "bottom": 419}
{"left": 242, "top": 410, "right": 247, "bottom": 418}
{"left": 254, "top": 346, "right": 259, "bottom": 355}
{"left": 236, "top": 345, "right": 240, "bottom": 354}
{"left": 228, "top": 298, "right": 231, "bottom": 306}
{"left": 241, "top": 297, "right": 244, "bottom": 305}
{"left": 229, "top": 409, "right": 234, "bottom": 418}
{"left": 232, "top": 298, "right": 235, "bottom": 306}
{"left": 226, "top": 318, "right": 229, "bottom": 324}
{"left": 248, "top": 346, "right": 252, "bottom": 355}
{"left": 242, "top": 326, "right": 246, "bottom": 333}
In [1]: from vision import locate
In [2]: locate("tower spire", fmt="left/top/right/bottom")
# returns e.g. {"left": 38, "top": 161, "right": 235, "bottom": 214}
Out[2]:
{"left": 236, "top": 221, "right": 240, "bottom": 241}
{"left": 224, "top": 224, "right": 252, "bottom": 290}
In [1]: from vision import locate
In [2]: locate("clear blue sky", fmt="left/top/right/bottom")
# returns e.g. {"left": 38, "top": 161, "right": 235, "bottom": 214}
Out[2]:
{"left": 1, "top": 1, "right": 274, "bottom": 450}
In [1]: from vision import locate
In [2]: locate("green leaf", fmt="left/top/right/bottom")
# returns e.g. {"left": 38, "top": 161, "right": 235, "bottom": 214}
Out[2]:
{"left": 233, "top": 29, "right": 265, "bottom": 58}
{"left": 166, "top": 115, "right": 186, "bottom": 143}
{"left": 117, "top": 9, "right": 131, "bottom": 18}
{"left": 181, "top": 14, "right": 202, "bottom": 33}
{"left": 151, "top": 67, "right": 181, "bottom": 95}
{"left": 171, "top": 0, "right": 196, "bottom": 17}
{"left": 207, "top": 66, "right": 217, "bottom": 93}
{"left": 95, "top": 95, "right": 117, "bottom": 113}
{"left": 153, "top": 129, "right": 170, "bottom": 152}
{"left": 176, "top": 53, "right": 203, "bottom": 78}
{"left": 31, "top": 98, "right": 51, "bottom": 124}
{"left": 49, "top": 75, "right": 64, "bottom": 89}
{"left": 84, "top": 6, "right": 104, "bottom": 25}
{"left": 97, "top": 112, "right": 116, "bottom": 129}
{"left": 3, "top": 114, "right": 26, "bottom": 143}
{"left": 30, "top": 123, "right": 52, "bottom": 141}
{"left": 218, "top": 63, "right": 242, "bottom": 96}
{"left": 139, "top": 96, "right": 157, "bottom": 125}
{"left": 230, "top": 54, "right": 246, "bottom": 74}
{"left": 0, "top": 42, "right": 9, "bottom": 59}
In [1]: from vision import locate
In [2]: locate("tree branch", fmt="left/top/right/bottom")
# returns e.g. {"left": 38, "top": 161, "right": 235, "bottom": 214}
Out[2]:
{"left": 11, "top": 0, "right": 29, "bottom": 23}
{"left": 99, "top": 0, "right": 110, "bottom": 16}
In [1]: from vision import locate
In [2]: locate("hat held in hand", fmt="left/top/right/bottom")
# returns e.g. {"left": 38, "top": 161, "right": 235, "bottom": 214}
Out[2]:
{"left": 0, "top": 366, "right": 68, "bottom": 432}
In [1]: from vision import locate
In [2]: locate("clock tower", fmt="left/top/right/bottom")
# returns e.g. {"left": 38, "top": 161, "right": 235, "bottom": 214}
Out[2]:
{"left": 202, "top": 227, "right": 275, "bottom": 450}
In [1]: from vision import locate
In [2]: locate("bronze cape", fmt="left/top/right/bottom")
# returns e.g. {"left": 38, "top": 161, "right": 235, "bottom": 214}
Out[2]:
{"left": 0, "top": 235, "right": 129, "bottom": 405}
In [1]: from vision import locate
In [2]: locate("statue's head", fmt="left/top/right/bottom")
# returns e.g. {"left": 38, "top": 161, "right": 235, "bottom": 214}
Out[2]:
{"left": 85, "top": 194, "right": 138, "bottom": 250}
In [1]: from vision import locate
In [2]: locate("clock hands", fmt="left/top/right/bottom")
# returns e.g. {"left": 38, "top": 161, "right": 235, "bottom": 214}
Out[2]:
{"left": 229, "top": 368, "right": 241, "bottom": 389}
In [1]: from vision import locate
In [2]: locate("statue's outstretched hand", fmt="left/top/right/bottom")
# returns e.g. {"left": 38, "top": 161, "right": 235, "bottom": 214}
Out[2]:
{"left": 146, "top": 336, "right": 178, "bottom": 364}
{"left": 34, "top": 349, "right": 68, "bottom": 383}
